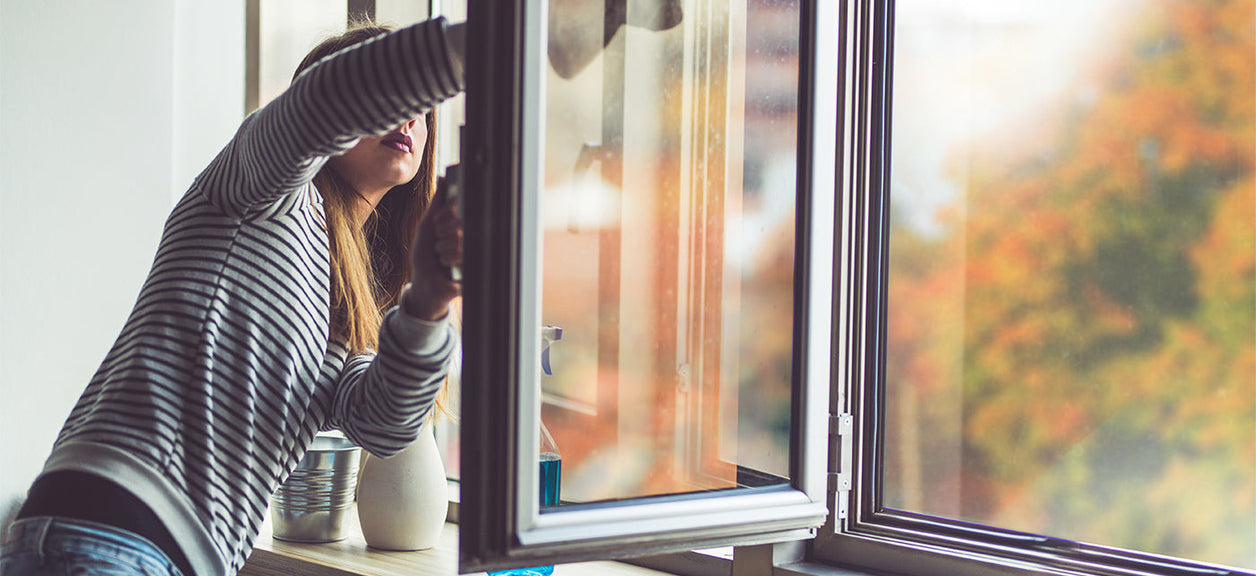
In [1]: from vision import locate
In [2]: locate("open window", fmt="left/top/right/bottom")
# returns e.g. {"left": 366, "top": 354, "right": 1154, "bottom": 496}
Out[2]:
{"left": 247, "top": 1, "right": 1253, "bottom": 574}
{"left": 458, "top": 0, "right": 838, "bottom": 572}
{"left": 816, "top": 2, "right": 1255, "bottom": 576}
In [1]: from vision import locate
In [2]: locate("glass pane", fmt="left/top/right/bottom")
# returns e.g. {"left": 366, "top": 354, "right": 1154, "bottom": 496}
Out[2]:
{"left": 259, "top": 0, "right": 347, "bottom": 106}
{"left": 433, "top": 0, "right": 466, "bottom": 484}
{"left": 538, "top": 0, "right": 800, "bottom": 504}
{"left": 886, "top": 0, "right": 1255, "bottom": 569}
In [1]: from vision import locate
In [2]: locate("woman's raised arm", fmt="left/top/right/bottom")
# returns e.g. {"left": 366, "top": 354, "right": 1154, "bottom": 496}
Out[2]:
{"left": 195, "top": 17, "right": 463, "bottom": 217}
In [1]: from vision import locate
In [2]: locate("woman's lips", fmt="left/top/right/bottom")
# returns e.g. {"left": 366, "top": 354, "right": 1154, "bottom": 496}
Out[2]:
{"left": 382, "top": 133, "right": 413, "bottom": 153}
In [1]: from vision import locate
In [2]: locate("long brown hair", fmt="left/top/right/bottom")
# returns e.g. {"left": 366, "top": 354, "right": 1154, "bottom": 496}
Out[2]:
{"left": 295, "top": 22, "right": 439, "bottom": 353}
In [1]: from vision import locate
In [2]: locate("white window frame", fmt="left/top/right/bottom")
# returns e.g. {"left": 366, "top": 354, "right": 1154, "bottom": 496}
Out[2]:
{"left": 457, "top": 0, "right": 838, "bottom": 573}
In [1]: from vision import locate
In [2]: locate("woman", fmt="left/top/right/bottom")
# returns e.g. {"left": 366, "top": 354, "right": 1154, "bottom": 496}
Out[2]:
{"left": 1, "top": 17, "right": 464, "bottom": 576}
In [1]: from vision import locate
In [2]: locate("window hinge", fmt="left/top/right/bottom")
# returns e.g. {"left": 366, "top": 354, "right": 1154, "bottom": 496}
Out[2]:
{"left": 828, "top": 412, "right": 854, "bottom": 524}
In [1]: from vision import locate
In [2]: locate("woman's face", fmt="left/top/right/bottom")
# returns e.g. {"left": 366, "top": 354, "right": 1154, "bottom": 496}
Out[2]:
{"left": 329, "top": 114, "right": 428, "bottom": 197}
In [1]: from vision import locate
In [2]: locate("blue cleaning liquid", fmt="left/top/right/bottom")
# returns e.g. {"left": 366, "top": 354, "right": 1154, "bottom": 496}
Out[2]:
{"left": 538, "top": 453, "right": 561, "bottom": 507}
{"left": 489, "top": 454, "right": 561, "bottom": 576}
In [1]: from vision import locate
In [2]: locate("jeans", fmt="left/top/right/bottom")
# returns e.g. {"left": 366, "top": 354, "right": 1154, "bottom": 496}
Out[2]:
{"left": 1, "top": 517, "right": 183, "bottom": 576}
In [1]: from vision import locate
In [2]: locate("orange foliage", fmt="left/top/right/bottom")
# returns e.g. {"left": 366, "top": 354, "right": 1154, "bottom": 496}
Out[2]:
{"left": 888, "top": 0, "right": 1255, "bottom": 559}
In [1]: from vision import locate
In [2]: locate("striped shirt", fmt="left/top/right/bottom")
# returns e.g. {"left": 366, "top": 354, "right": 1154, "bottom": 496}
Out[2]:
{"left": 36, "top": 17, "right": 462, "bottom": 576}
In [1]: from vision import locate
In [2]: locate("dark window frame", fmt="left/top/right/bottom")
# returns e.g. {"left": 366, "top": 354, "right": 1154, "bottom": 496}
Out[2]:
{"left": 457, "top": 0, "right": 835, "bottom": 573}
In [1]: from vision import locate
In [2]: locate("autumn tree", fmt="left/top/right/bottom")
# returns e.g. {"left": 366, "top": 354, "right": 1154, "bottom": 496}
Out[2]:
{"left": 888, "top": 0, "right": 1254, "bottom": 566}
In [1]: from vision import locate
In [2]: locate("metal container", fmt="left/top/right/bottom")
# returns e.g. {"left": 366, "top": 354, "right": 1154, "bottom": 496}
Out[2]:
{"left": 271, "top": 433, "right": 361, "bottom": 543}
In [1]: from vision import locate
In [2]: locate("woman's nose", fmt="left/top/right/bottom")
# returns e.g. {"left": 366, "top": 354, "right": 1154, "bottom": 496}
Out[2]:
{"left": 401, "top": 117, "right": 418, "bottom": 132}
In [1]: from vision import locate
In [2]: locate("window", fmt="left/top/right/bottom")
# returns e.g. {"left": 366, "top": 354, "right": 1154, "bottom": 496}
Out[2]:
{"left": 458, "top": 0, "right": 835, "bottom": 572}
{"left": 255, "top": 1, "right": 1253, "bottom": 575}
{"left": 245, "top": 0, "right": 436, "bottom": 112}
{"left": 538, "top": 0, "right": 801, "bottom": 502}
{"left": 246, "top": 0, "right": 347, "bottom": 113}
{"left": 816, "top": 2, "right": 1255, "bottom": 576}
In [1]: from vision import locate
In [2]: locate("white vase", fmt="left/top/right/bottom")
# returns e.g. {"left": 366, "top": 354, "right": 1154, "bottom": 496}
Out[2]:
{"left": 356, "top": 421, "right": 448, "bottom": 550}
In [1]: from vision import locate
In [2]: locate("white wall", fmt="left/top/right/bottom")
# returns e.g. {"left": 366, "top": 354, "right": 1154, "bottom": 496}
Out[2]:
{"left": 0, "top": 0, "right": 244, "bottom": 539}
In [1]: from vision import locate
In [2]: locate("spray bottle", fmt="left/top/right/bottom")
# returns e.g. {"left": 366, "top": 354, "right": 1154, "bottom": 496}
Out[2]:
{"left": 490, "top": 326, "right": 563, "bottom": 576}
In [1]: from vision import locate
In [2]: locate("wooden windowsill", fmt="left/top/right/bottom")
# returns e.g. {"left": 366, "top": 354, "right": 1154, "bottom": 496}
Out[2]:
{"left": 241, "top": 504, "right": 672, "bottom": 576}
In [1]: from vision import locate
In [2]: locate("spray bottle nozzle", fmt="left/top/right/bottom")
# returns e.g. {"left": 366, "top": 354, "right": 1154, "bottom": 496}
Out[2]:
{"left": 541, "top": 325, "right": 563, "bottom": 376}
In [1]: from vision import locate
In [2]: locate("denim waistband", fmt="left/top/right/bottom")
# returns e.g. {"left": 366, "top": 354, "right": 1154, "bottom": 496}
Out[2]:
{"left": 4, "top": 516, "right": 183, "bottom": 575}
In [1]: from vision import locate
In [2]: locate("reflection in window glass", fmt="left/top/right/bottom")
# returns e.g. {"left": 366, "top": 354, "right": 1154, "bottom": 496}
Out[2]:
{"left": 886, "top": 0, "right": 1255, "bottom": 569}
{"left": 539, "top": 0, "right": 800, "bottom": 503}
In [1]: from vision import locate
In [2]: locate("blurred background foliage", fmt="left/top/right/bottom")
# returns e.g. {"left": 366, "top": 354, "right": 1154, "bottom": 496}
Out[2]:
{"left": 886, "top": 0, "right": 1254, "bottom": 568}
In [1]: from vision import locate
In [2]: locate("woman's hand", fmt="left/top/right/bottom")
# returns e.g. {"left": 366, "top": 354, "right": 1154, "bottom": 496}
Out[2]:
{"left": 401, "top": 178, "right": 463, "bottom": 321}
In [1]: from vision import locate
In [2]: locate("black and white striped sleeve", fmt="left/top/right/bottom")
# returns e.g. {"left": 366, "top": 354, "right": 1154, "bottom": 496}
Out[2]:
{"left": 198, "top": 16, "right": 463, "bottom": 217}
{"left": 327, "top": 307, "right": 457, "bottom": 457}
